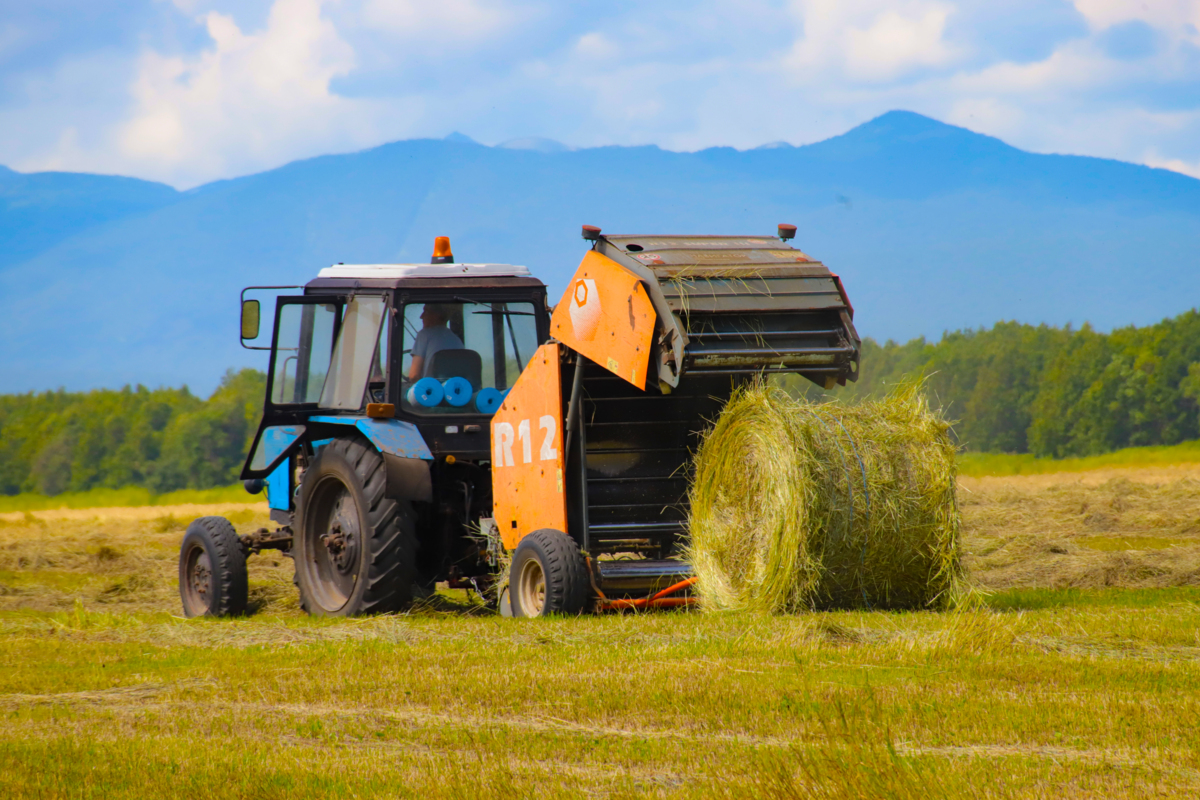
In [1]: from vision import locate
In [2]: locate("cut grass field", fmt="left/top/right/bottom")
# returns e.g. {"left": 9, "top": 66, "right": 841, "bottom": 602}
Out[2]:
{"left": 3, "top": 464, "right": 1200, "bottom": 798}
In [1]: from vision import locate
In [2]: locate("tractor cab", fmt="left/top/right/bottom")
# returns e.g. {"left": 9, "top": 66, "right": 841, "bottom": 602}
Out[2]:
{"left": 240, "top": 240, "right": 548, "bottom": 492}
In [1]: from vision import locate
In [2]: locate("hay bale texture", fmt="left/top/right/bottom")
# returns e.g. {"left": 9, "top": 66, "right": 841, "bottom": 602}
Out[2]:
{"left": 685, "top": 381, "right": 966, "bottom": 612}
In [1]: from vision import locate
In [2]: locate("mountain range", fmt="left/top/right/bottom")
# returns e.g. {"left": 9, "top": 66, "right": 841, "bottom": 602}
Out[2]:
{"left": 2, "top": 110, "right": 1198, "bottom": 396}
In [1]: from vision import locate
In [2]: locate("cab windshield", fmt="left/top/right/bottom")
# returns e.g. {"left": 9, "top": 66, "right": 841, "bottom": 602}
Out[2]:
{"left": 400, "top": 301, "right": 539, "bottom": 415}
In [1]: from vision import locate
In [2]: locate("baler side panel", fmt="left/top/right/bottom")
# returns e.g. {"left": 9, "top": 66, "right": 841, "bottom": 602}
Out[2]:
{"left": 491, "top": 342, "right": 568, "bottom": 550}
{"left": 551, "top": 251, "right": 656, "bottom": 390}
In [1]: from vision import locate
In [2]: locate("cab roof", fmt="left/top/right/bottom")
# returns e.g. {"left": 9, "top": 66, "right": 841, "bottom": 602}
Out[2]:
{"left": 316, "top": 263, "right": 532, "bottom": 280}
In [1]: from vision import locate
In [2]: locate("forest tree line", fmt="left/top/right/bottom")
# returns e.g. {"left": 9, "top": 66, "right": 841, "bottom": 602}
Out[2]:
{"left": 792, "top": 308, "right": 1200, "bottom": 458}
{"left": 0, "top": 370, "right": 264, "bottom": 497}
{"left": 1, "top": 308, "right": 1199, "bottom": 496}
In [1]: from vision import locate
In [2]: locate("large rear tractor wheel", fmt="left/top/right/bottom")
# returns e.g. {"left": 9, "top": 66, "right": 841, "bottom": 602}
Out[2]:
{"left": 294, "top": 437, "right": 417, "bottom": 616}
{"left": 510, "top": 529, "right": 589, "bottom": 617}
{"left": 179, "top": 516, "right": 248, "bottom": 618}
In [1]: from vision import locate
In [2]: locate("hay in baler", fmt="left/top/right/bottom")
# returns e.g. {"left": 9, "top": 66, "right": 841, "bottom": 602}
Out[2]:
{"left": 685, "top": 381, "right": 967, "bottom": 612}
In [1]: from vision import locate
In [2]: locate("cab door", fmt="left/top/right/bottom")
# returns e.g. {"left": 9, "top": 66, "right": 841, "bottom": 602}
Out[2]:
{"left": 241, "top": 296, "right": 343, "bottom": 482}
{"left": 242, "top": 293, "right": 393, "bottom": 484}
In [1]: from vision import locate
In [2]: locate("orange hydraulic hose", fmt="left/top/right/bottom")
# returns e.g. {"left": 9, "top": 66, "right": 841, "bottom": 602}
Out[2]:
{"left": 649, "top": 576, "right": 698, "bottom": 602}
{"left": 598, "top": 576, "right": 698, "bottom": 611}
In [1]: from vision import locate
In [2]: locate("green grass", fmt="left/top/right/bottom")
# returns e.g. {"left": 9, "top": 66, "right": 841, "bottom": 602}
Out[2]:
{"left": 3, "top": 599, "right": 1200, "bottom": 798}
{"left": 0, "top": 484, "right": 257, "bottom": 513}
{"left": 4, "top": 470, "right": 1200, "bottom": 798}
{"left": 1076, "top": 535, "right": 1179, "bottom": 551}
{"left": 958, "top": 439, "right": 1200, "bottom": 476}
{"left": 4, "top": 504, "right": 1200, "bottom": 798}
{"left": 985, "top": 585, "right": 1200, "bottom": 610}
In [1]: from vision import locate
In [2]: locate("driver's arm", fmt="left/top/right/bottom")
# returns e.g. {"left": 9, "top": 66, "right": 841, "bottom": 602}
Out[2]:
{"left": 408, "top": 355, "right": 425, "bottom": 382}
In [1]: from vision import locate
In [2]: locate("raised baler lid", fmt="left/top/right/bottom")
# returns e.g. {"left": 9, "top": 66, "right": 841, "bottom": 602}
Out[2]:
{"left": 592, "top": 233, "right": 859, "bottom": 388}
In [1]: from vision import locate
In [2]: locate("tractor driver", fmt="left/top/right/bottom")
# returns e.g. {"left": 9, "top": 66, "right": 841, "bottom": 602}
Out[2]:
{"left": 407, "top": 303, "right": 464, "bottom": 381}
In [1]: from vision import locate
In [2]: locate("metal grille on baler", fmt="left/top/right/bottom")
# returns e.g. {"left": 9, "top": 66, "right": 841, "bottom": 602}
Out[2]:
{"left": 659, "top": 270, "right": 857, "bottom": 381}
{"left": 680, "top": 309, "right": 855, "bottom": 379}
{"left": 578, "top": 367, "right": 732, "bottom": 554}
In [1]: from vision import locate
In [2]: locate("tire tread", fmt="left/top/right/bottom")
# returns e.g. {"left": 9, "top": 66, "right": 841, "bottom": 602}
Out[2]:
{"left": 296, "top": 436, "right": 416, "bottom": 615}
{"left": 513, "top": 529, "right": 589, "bottom": 616}
{"left": 180, "top": 516, "right": 248, "bottom": 617}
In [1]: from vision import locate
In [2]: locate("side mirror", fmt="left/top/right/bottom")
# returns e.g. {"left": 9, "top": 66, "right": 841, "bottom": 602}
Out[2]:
{"left": 241, "top": 299, "right": 260, "bottom": 341}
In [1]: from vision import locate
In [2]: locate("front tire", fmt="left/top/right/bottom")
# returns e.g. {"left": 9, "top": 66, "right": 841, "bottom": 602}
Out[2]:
{"left": 294, "top": 437, "right": 417, "bottom": 616}
{"left": 510, "top": 529, "right": 589, "bottom": 617}
{"left": 179, "top": 516, "right": 248, "bottom": 618}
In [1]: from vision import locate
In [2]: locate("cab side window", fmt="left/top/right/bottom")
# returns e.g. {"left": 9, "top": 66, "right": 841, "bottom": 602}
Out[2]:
{"left": 270, "top": 302, "right": 339, "bottom": 405}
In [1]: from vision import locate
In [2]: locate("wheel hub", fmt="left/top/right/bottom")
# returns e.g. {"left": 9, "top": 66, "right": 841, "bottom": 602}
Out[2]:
{"left": 322, "top": 493, "right": 361, "bottom": 574}
{"left": 301, "top": 481, "right": 364, "bottom": 611}
{"left": 190, "top": 554, "right": 212, "bottom": 598}
{"left": 518, "top": 558, "right": 547, "bottom": 616}
{"left": 321, "top": 522, "right": 357, "bottom": 572}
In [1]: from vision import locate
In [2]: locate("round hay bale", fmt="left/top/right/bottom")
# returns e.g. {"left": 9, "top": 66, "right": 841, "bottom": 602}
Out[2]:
{"left": 685, "top": 381, "right": 966, "bottom": 612}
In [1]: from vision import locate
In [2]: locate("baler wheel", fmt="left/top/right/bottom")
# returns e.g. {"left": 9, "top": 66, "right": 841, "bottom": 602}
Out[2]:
{"left": 294, "top": 437, "right": 417, "bottom": 616}
{"left": 178, "top": 516, "right": 248, "bottom": 618}
{"left": 510, "top": 529, "right": 589, "bottom": 617}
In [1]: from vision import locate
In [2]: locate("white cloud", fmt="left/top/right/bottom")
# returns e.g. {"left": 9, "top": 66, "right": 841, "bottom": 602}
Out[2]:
{"left": 1143, "top": 150, "right": 1200, "bottom": 178}
{"left": 1072, "top": 0, "right": 1200, "bottom": 35}
{"left": 784, "top": 0, "right": 962, "bottom": 82}
{"left": 573, "top": 32, "right": 619, "bottom": 61}
{"left": 359, "top": 0, "right": 514, "bottom": 42}
{"left": 114, "top": 0, "right": 412, "bottom": 187}
{"left": 2, "top": 0, "right": 1200, "bottom": 188}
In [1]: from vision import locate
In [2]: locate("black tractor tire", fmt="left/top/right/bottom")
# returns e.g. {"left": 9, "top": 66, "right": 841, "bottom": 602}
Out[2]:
{"left": 293, "top": 571, "right": 309, "bottom": 614}
{"left": 294, "top": 437, "right": 417, "bottom": 616}
{"left": 509, "top": 529, "right": 590, "bottom": 617}
{"left": 179, "top": 516, "right": 248, "bottom": 618}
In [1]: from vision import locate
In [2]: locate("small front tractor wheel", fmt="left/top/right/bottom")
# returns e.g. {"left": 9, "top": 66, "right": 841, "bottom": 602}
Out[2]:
{"left": 510, "top": 529, "right": 589, "bottom": 617}
{"left": 294, "top": 437, "right": 417, "bottom": 616}
{"left": 179, "top": 516, "right": 248, "bottom": 618}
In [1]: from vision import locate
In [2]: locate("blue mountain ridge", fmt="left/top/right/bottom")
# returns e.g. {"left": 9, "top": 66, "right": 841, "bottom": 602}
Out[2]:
{"left": 1, "top": 110, "right": 1197, "bottom": 396}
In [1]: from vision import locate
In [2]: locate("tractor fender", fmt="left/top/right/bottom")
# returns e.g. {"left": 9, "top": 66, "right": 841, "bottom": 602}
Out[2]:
{"left": 383, "top": 454, "right": 433, "bottom": 503}
{"left": 309, "top": 416, "right": 433, "bottom": 502}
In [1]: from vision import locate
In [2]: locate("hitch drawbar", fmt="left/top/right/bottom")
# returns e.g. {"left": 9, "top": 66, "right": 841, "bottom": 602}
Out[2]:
{"left": 239, "top": 527, "right": 293, "bottom": 556}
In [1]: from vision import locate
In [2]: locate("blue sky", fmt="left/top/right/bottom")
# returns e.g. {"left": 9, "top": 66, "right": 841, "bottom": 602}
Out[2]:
{"left": 1, "top": 0, "right": 1198, "bottom": 188}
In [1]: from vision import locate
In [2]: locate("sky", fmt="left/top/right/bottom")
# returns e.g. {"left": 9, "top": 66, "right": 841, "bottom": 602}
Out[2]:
{"left": 0, "top": 0, "right": 1198, "bottom": 189}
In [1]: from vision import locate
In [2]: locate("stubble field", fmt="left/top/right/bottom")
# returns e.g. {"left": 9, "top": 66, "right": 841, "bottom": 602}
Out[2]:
{"left": 3, "top": 466, "right": 1200, "bottom": 798}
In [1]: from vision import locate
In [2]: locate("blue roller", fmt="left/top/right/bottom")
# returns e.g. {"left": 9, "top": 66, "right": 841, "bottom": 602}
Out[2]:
{"left": 442, "top": 377, "right": 473, "bottom": 407}
{"left": 408, "top": 377, "right": 444, "bottom": 408}
{"left": 475, "top": 387, "right": 504, "bottom": 414}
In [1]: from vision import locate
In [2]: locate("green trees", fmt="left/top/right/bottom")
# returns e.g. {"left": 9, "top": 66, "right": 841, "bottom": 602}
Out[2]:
{"left": 151, "top": 370, "right": 265, "bottom": 492}
{"left": 1028, "top": 311, "right": 1200, "bottom": 457}
{"left": 2, "top": 308, "right": 1200, "bottom": 496}
{"left": 787, "top": 309, "right": 1200, "bottom": 458}
{"left": 0, "top": 369, "right": 263, "bottom": 497}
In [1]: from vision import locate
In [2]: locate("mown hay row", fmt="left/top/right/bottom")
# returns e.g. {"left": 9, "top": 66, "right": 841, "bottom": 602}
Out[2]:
{"left": 686, "top": 381, "right": 967, "bottom": 612}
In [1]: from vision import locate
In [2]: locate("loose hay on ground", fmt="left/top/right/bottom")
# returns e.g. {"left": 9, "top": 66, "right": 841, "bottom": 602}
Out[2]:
{"left": 686, "top": 381, "right": 967, "bottom": 612}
